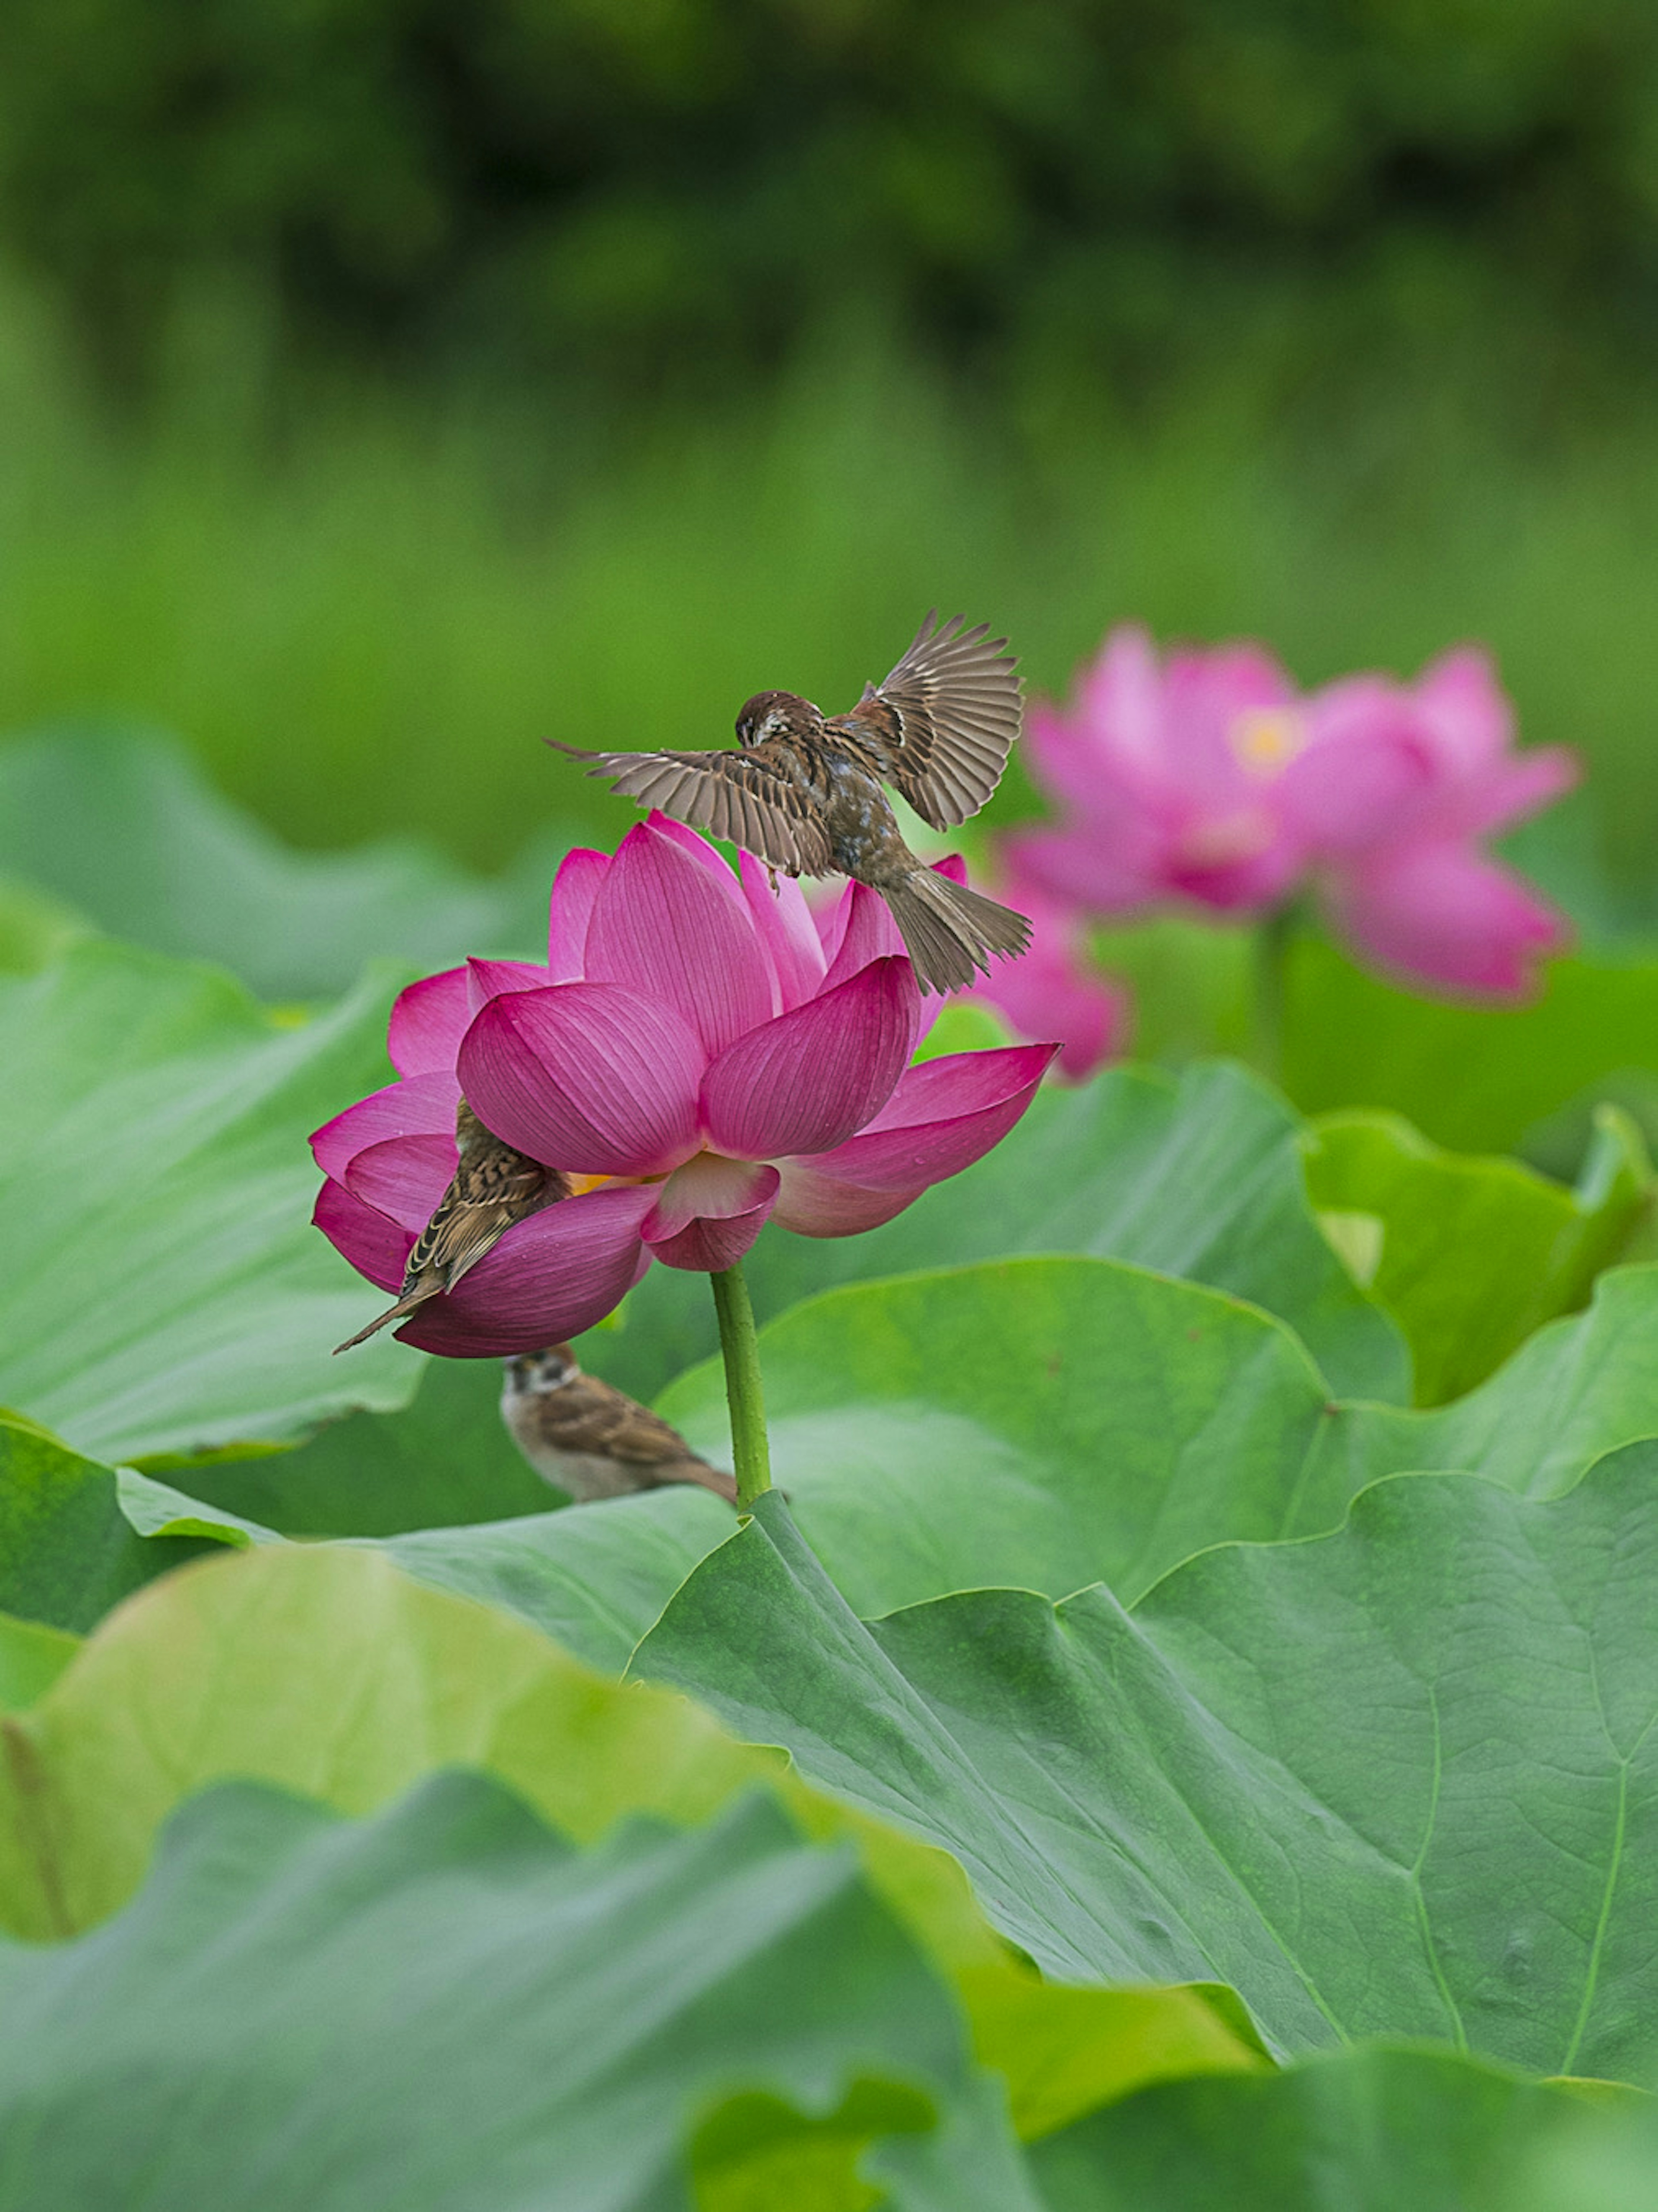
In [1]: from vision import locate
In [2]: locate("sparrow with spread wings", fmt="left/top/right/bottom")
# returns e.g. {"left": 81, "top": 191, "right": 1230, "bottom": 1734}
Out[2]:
{"left": 549, "top": 611, "right": 1032, "bottom": 994}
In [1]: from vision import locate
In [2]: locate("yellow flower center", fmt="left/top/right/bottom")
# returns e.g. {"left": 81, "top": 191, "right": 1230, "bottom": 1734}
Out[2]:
{"left": 1228, "top": 706, "right": 1308, "bottom": 780}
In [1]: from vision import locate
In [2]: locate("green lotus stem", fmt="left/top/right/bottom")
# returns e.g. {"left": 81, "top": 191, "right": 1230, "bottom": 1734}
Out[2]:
{"left": 709, "top": 1261, "right": 772, "bottom": 1512}
{"left": 1252, "top": 901, "right": 1297, "bottom": 1086}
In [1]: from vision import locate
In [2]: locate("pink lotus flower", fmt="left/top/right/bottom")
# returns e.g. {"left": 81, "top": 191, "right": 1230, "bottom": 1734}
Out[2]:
{"left": 313, "top": 816, "right": 1054, "bottom": 1354}
{"left": 1008, "top": 626, "right": 1576, "bottom": 1000}
{"left": 969, "top": 862, "right": 1128, "bottom": 1081}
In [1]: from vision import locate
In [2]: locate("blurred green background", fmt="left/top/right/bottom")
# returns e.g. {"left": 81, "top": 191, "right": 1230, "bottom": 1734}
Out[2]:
{"left": 0, "top": 0, "right": 1656, "bottom": 883}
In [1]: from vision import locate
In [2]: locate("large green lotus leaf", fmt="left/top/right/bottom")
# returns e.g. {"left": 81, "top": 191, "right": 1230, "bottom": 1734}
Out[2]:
{"left": 658, "top": 1258, "right": 1332, "bottom": 1618}
{"left": 0, "top": 1613, "right": 79, "bottom": 1709}
{"left": 1308, "top": 1263, "right": 1658, "bottom": 1516}
{"left": 155, "top": 1256, "right": 1658, "bottom": 1656}
{"left": 1512, "top": 2077, "right": 1658, "bottom": 2212}
{"left": 0, "top": 1541, "right": 1259, "bottom": 2142}
{"left": 180, "top": 1356, "right": 557, "bottom": 1538}
{"left": 0, "top": 875, "right": 94, "bottom": 976}
{"left": 0, "top": 728, "right": 558, "bottom": 1000}
{"left": 1283, "top": 936, "right": 1658, "bottom": 1159}
{"left": 1302, "top": 1105, "right": 1651, "bottom": 1405}
{"left": 584, "top": 1061, "right": 1408, "bottom": 1408}
{"left": 635, "top": 1461, "right": 1658, "bottom": 2077}
{"left": 1028, "top": 2045, "right": 1593, "bottom": 2212}
{"left": 120, "top": 1464, "right": 732, "bottom": 1676}
{"left": 0, "top": 940, "right": 419, "bottom": 1461}
{"left": 0, "top": 1416, "right": 209, "bottom": 1632}
{"left": 0, "top": 1772, "right": 1035, "bottom": 2212}
{"left": 658, "top": 1257, "right": 1658, "bottom": 1620}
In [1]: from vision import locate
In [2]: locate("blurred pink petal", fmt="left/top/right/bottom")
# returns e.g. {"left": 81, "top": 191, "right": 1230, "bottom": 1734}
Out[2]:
{"left": 313, "top": 1178, "right": 411, "bottom": 1294}
{"left": 310, "top": 1070, "right": 459, "bottom": 1184}
{"left": 584, "top": 819, "right": 774, "bottom": 1054}
{"left": 1004, "top": 821, "right": 1169, "bottom": 915}
{"left": 1411, "top": 646, "right": 1514, "bottom": 773}
{"left": 1275, "top": 718, "right": 1433, "bottom": 855}
{"left": 1442, "top": 746, "right": 1578, "bottom": 843}
{"left": 1321, "top": 841, "right": 1570, "bottom": 999}
{"left": 971, "top": 874, "right": 1126, "bottom": 1080}
{"left": 546, "top": 846, "right": 609, "bottom": 979}
{"left": 643, "top": 1154, "right": 781, "bottom": 1271}
{"left": 701, "top": 956, "right": 917, "bottom": 1160}
{"left": 342, "top": 1133, "right": 457, "bottom": 1231}
{"left": 387, "top": 969, "right": 471, "bottom": 1079}
{"left": 396, "top": 1184, "right": 658, "bottom": 1356}
{"left": 459, "top": 980, "right": 703, "bottom": 1176}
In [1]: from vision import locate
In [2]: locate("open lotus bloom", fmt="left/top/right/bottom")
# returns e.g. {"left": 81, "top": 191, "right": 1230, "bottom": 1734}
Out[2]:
{"left": 1009, "top": 626, "right": 1577, "bottom": 1000}
{"left": 312, "top": 816, "right": 1054, "bottom": 1354}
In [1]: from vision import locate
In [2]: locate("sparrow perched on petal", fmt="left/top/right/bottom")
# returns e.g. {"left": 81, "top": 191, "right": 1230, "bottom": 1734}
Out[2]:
{"left": 500, "top": 1345, "right": 738, "bottom": 1505}
{"left": 549, "top": 611, "right": 1032, "bottom": 994}
{"left": 334, "top": 1100, "right": 567, "bottom": 1353}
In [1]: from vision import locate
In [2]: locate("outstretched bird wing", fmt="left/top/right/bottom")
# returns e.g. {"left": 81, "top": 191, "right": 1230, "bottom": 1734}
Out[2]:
{"left": 547, "top": 742, "right": 833, "bottom": 874}
{"left": 848, "top": 611, "right": 1023, "bottom": 830}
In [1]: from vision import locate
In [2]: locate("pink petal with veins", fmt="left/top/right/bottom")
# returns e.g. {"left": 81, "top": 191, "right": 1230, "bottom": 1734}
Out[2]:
{"left": 459, "top": 980, "right": 704, "bottom": 1176}
{"left": 822, "top": 880, "right": 910, "bottom": 988}
{"left": 701, "top": 956, "right": 917, "bottom": 1161}
{"left": 646, "top": 810, "right": 748, "bottom": 890}
{"left": 785, "top": 1043, "right": 1055, "bottom": 1199}
{"left": 387, "top": 969, "right": 471, "bottom": 1079}
{"left": 642, "top": 1153, "right": 781, "bottom": 1271}
{"left": 396, "top": 1183, "right": 658, "bottom": 1356}
{"left": 342, "top": 1133, "right": 457, "bottom": 1231}
{"left": 313, "top": 1179, "right": 412, "bottom": 1293}
{"left": 466, "top": 956, "right": 551, "bottom": 1015}
{"left": 738, "top": 852, "right": 828, "bottom": 1012}
{"left": 766, "top": 1164, "right": 924, "bottom": 1237}
{"left": 310, "top": 1070, "right": 459, "bottom": 1183}
{"left": 583, "top": 820, "right": 775, "bottom": 1055}
{"left": 546, "top": 846, "right": 610, "bottom": 979}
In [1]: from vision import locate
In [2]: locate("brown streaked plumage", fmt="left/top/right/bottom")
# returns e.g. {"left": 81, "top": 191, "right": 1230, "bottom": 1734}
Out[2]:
{"left": 334, "top": 1100, "right": 567, "bottom": 1353}
{"left": 548, "top": 611, "right": 1032, "bottom": 994}
{"left": 500, "top": 1345, "right": 738, "bottom": 1505}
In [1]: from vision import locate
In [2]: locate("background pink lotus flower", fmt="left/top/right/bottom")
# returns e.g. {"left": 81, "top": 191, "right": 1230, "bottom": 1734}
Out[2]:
{"left": 968, "top": 862, "right": 1128, "bottom": 1080}
{"left": 1009, "top": 625, "right": 1307, "bottom": 915}
{"left": 1276, "top": 646, "right": 1577, "bottom": 996}
{"left": 1009, "top": 625, "right": 1577, "bottom": 1000}
{"left": 313, "top": 815, "right": 1054, "bottom": 1354}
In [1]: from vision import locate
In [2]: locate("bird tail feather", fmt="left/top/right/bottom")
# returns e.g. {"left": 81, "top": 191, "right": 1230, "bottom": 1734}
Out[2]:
{"left": 333, "top": 1285, "right": 429, "bottom": 1355}
{"left": 671, "top": 1459, "right": 741, "bottom": 1505}
{"left": 883, "top": 870, "right": 1032, "bottom": 995}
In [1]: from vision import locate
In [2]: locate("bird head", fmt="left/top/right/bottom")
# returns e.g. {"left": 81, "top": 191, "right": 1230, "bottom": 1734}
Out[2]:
{"left": 734, "top": 690, "right": 822, "bottom": 747}
{"left": 501, "top": 1344, "right": 579, "bottom": 1399}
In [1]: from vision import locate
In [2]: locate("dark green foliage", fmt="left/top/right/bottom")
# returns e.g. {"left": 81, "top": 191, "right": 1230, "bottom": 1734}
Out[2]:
{"left": 1, "top": 0, "right": 1655, "bottom": 383}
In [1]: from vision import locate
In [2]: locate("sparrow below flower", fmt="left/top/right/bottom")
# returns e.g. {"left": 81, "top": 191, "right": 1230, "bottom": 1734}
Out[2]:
{"left": 500, "top": 1345, "right": 738, "bottom": 1505}
{"left": 549, "top": 611, "right": 1032, "bottom": 994}
{"left": 334, "top": 1099, "right": 568, "bottom": 1352}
